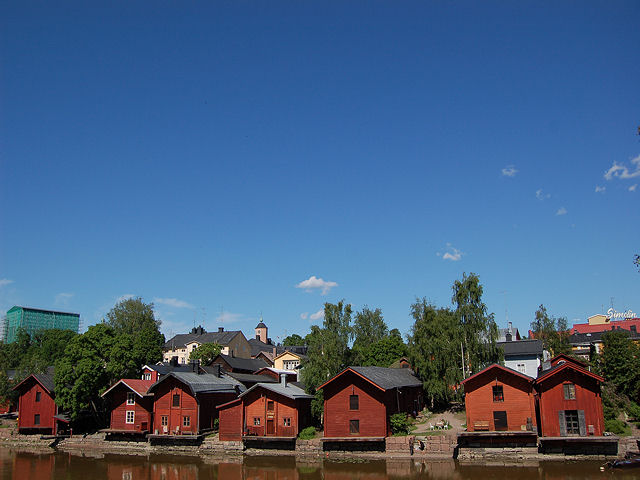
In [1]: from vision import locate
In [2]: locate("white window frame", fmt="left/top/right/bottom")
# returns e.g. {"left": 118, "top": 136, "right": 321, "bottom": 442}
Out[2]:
{"left": 517, "top": 363, "right": 526, "bottom": 374}
{"left": 126, "top": 392, "right": 135, "bottom": 405}
{"left": 183, "top": 416, "right": 190, "bottom": 427}
{"left": 126, "top": 411, "right": 135, "bottom": 424}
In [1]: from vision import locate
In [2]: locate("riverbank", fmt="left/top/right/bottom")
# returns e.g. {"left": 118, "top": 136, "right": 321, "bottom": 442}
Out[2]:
{"left": 0, "top": 421, "right": 636, "bottom": 462}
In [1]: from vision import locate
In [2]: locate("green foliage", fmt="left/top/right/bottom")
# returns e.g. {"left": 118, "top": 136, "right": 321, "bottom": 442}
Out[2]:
{"left": 601, "top": 329, "right": 640, "bottom": 399}
{"left": 529, "top": 305, "right": 571, "bottom": 357}
{"left": 282, "top": 334, "right": 305, "bottom": 346}
{"left": 298, "top": 426, "right": 317, "bottom": 440}
{"left": 350, "top": 306, "right": 408, "bottom": 367}
{"left": 390, "top": 413, "right": 411, "bottom": 435}
{"left": 604, "top": 419, "right": 630, "bottom": 435}
{"left": 301, "top": 301, "right": 352, "bottom": 422}
{"left": 105, "top": 297, "right": 164, "bottom": 367}
{"left": 358, "top": 335, "right": 408, "bottom": 367}
{"left": 452, "top": 273, "right": 501, "bottom": 374}
{"left": 407, "top": 301, "right": 461, "bottom": 409}
{"left": 627, "top": 401, "right": 640, "bottom": 421}
{"left": 189, "top": 343, "right": 222, "bottom": 364}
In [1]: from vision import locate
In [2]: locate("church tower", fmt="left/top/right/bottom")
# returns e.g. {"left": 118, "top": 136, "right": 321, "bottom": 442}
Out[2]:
{"left": 255, "top": 318, "right": 268, "bottom": 344}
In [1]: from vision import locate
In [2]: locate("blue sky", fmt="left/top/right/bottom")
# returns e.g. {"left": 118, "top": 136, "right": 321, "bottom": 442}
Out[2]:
{"left": 1, "top": 1, "right": 638, "bottom": 343}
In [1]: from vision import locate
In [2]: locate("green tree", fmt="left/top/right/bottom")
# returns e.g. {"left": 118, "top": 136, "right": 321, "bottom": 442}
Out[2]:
{"left": 530, "top": 305, "right": 571, "bottom": 356}
{"left": 54, "top": 323, "right": 116, "bottom": 420}
{"left": 359, "top": 334, "right": 408, "bottom": 367}
{"left": 452, "top": 272, "right": 501, "bottom": 374}
{"left": 105, "top": 297, "right": 164, "bottom": 367}
{"left": 301, "top": 300, "right": 352, "bottom": 421}
{"left": 189, "top": 343, "right": 222, "bottom": 364}
{"left": 282, "top": 334, "right": 305, "bottom": 346}
{"left": 31, "top": 329, "right": 78, "bottom": 365}
{"left": 600, "top": 329, "right": 640, "bottom": 399}
{"left": 407, "top": 300, "right": 461, "bottom": 409}
{"left": 351, "top": 307, "right": 388, "bottom": 365}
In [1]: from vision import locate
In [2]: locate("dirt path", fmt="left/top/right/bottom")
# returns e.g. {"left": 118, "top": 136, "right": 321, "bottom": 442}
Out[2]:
{"left": 413, "top": 409, "right": 466, "bottom": 436}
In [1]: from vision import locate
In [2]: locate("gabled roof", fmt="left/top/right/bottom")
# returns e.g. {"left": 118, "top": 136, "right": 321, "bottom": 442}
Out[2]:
{"left": 461, "top": 363, "right": 535, "bottom": 385}
{"left": 318, "top": 366, "right": 422, "bottom": 392}
{"left": 536, "top": 361, "right": 603, "bottom": 384}
{"left": 101, "top": 379, "right": 154, "bottom": 398}
{"left": 147, "top": 372, "right": 244, "bottom": 396}
{"left": 225, "top": 372, "right": 279, "bottom": 385}
{"left": 143, "top": 363, "right": 194, "bottom": 375}
{"left": 215, "top": 354, "right": 268, "bottom": 372}
{"left": 248, "top": 338, "right": 274, "bottom": 357}
{"left": 497, "top": 339, "right": 543, "bottom": 357}
{"left": 549, "top": 353, "right": 586, "bottom": 368}
{"left": 13, "top": 367, "right": 55, "bottom": 395}
{"left": 254, "top": 367, "right": 297, "bottom": 377}
{"left": 273, "top": 350, "right": 305, "bottom": 361}
{"left": 240, "top": 381, "right": 313, "bottom": 401}
{"left": 164, "top": 330, "right": 243, "bottom": 349}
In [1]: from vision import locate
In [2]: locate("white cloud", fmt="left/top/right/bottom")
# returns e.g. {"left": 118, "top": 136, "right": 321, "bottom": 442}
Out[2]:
{"left": 604, "top": 154, "right": 640, "bottom": 180}
{"left": 154, "top": 297, "right": 195, "bottom": 309}
{"left": 536, "top": 189, "right": 551, "bottom": 200}
{"left": 116, "top": 294, "right": 135, "bottom": 303}
{"left": 501, "top": 165, "right": 518, "bottom": 177}
{"left": 0, "top": 279, "right": 13, "bottom": 288}
{"left": 309, "top": 309, "right": 324, "bottom": 321}
{"left": 296, "top": 276, "right": 338, "bottom": 295}
{"left": 439, "top": 243, "right": 463, "bottom": 261}
{"left": 595, "top": 185, "right": 606, "bottom": 193}
{"left": 300, "top": 312, "right": 309, "bottom": 320}
{"left": 556, "top": 207, "right": 568, "bottom": 216}
{"left": 629, "top": 184, "right": 637, "bottom": 192}
{"left": 54, "top": 292, "right": 74, "bottom": 306}
{"left": 215, "top": 311, "right": 243, "bottom": 324}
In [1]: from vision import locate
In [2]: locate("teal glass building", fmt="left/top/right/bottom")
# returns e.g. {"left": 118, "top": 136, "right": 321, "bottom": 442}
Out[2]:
{"left": 3, "top": 306, "right": 80, "bottom": 343}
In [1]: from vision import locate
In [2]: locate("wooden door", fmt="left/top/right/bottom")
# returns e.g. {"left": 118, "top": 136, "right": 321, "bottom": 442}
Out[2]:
{"left": 266, "top": 419, "right": 275, "bottom": 435}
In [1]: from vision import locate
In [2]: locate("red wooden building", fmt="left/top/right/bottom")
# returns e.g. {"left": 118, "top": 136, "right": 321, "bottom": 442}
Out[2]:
{"left": 254, "top": 367, "right": 297, "bottom": 383}
{"left": 148, "top": 371, "right": 241, "bottom": 435}
{"left": 462, "top": 364, "right": 536, "bottom": 432}
{"left": 535, "top": 359, "right": 605, "bottom": 437}
{"left": 217, "top": 375, "right": 313, "bottom": 441}
{"left": 101, "top": 379, "right": 154, "bottom": 435}
{"left": 319, "top": 366, "right": 423, "bottom": 439}
{"left": 12, "top": 369, "right": 66, "bottom": 435}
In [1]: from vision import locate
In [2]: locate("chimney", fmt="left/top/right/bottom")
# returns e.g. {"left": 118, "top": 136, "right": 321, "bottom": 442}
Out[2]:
{"left": 218, "top": 327, "right": 224, "bottom": 333}
{"left": 191, "top": 359, "right": 200, "bottom": 373}
{"left": 280, "top": 373, "right": 287, "bottom": 387}
{"left": 170, "top": 356, "right": 178, "bottom": 367}
{"left": 216, "top": 364, "right": 222, "bottom": 378}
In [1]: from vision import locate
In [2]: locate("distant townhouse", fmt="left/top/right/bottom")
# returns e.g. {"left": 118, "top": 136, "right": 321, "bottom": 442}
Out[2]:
{"left": 569, "top": 328, "right": 640, "bottom": 363}
{"left": 497, "top": 338, "right": 548, "bottom": 378}
{"left": 571, "top": 310, "right": 639, "bottom": 334}
{"left": 3, "top": 306, "right": 79, "bottom": 344}
{"left": 273, "top": 350, "right": 306, "bottom": 371}
{"left": 162, "top": 326, "right": 251, "bottom": 364}
{"left": 319, "top": 366, "right": 423, "bottom": 439}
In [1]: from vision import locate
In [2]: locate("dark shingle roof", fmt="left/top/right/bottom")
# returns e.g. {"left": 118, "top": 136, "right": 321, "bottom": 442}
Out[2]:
{"left": 248, "top": 338, "right": 274, "bottom": 357}
{"left": 225, "top": 372, "right": 278, "bottom": 385}
{"left": 148, "top": 372, "right": 244, "bottom": 396}
{"left": 347, "top": 366, "right": 422, "bottom": 390}
{"left": 164, "top": 330, "right": 242, "bottom": 349}
{"left": 497, "top": 339, "right": 543, "bottom": 357}
{"left": 240, "top": 381, "right": 313, "bottom": 400}
{"left": 217, "top": 354, "right": 268, "bottom": 372}
{"left": 256, "top": 322, "right": 267, "bottom": 329}
{"left": 148, "top": 364, "right": 194, "bottom": 375}
{"left": 34, "top": 372, "right": 55, "bottom": 394}
{"left": 570, "top": 329, "right": 640, "bottom": 345}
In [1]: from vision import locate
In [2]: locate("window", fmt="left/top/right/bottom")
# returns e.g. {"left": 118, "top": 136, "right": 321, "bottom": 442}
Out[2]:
{"left": 565, "top": 410, "right": 580, "bottom": 435}
{"left": 492, "top": 385, "right": 504, "bottom": 402}
{"left": 267, "top": 400, "right": 274, "bottom": 411}
{"left": 172, "top": 394, "right": 180, "bottom": 407}
{"left": 35, "top": 391, "right": 41, "bottom": 402}
{"left": 254, "top": 417, "right": 261, "bottom": 426}
{"left": 183, "top": 416, "right": 190, "bottom": 427}
{"left": 127, "top": 392, "right": 135, "bottom": 405}
{"left": 34, "top": 414, "right": 40, "bottom": 425}
{"left": 126, "top": 411, "right": 135, "bottom": 424}
{"left": 283, "top": 417, "right": 291, "bottom": 427}
{"left": 143, "top": 373, "right": 151, "bottom": 381}
{"left": 349, "top": 394, "right": 359, "bottom": 410}
{"left": 563, "top": 383, "right": 576, "bottom": 400}
{"left": 349, "top": 419, "right": 359, "bottom": 434}
{"left": 517, "top": 363, "right": 526, "bottom": 374}
{"left": 161, "top": 416, "right": 168, "bottom": 426}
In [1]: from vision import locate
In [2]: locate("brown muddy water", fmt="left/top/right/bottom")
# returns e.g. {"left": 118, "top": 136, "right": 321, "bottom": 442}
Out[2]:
{"left": 0, "top": 448, "right": 636, "bottom": 480}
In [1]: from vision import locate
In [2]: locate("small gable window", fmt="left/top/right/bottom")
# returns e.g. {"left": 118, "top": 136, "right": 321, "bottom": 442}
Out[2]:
{"left": 492, "top": 386, "right": 504, "bottom": 402}
{"left": 126, "top": 392, "right": 135, "bottom": 405}
{"left": 563, "top": 383, "right": 576, "bottom": 400}
{"left": 172, "top": 394, "right": 180, "bottom": 407}
{"left": 349, "top": 394, "right": 359, "bottom": 410}
{"left": 35, "top": 391, "right": 41, "bottom": 402}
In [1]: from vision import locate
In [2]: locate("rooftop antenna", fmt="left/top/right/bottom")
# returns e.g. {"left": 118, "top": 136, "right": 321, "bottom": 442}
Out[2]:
{"left": 610, "top": 297, "right": 615, "bottom": 310}
{"left": 201, "top": 307, "right": 206, "bottom": 329}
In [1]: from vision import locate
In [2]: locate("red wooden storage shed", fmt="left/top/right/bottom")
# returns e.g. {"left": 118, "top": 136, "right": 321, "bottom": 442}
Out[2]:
{"left": 218, "top": 375, "right": 313, "bottom": 441}
{"left": 535, "top": 359, "right": 605, "bottom": 437}
{"left": 148, "top": 371, "right": 241, "bottom": 435}
{"left": 462, "top": 363, "right": 536, "bottom": 432}
{"left": 13, "top": 369, "right": 64, "bottom": 435}
{"left": 101, "top": 379, "right": 154, "bottom": 434}
{"left": 319, "top": 366, "right": 423, "bottom": 439}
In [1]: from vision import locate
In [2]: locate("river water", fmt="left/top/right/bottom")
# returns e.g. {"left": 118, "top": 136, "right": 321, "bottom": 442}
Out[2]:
{"left": 0, "top": 448, "right": 636, "bottom": 480}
